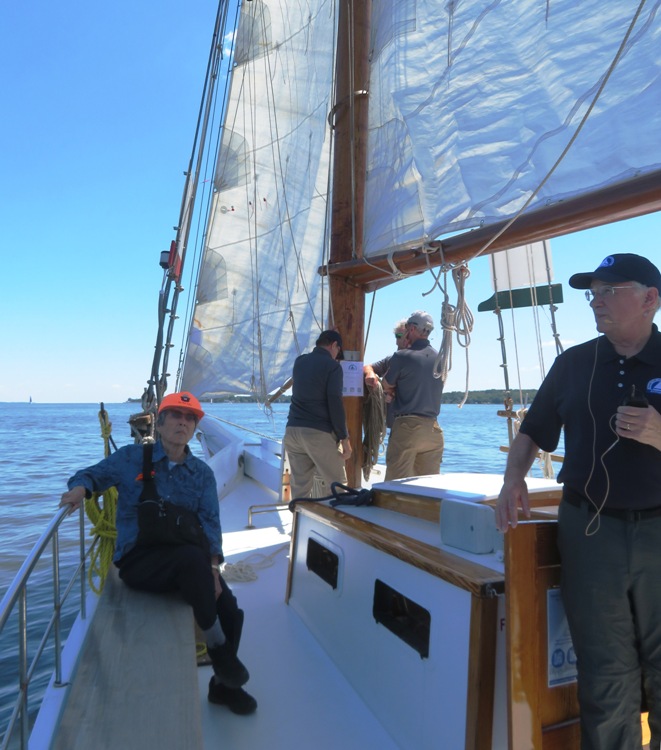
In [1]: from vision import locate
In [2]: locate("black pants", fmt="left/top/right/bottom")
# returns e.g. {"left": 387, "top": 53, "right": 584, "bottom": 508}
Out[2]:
{"left": 558, "top": 500, "right": 661, "bottom": 749}
{"left": 117, "top": 543, "right": 243, "bottom": 650}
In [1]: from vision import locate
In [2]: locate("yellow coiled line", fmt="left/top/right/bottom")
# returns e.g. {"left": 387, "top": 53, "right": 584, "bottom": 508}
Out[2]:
{"left": 83, "top": 407, "right": 118, "bottom": 594}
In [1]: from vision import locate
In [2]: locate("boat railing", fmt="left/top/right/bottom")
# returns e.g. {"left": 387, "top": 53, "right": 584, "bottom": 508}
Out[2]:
{"left": 0, "top": 504, "right": 91, "bottom": 750}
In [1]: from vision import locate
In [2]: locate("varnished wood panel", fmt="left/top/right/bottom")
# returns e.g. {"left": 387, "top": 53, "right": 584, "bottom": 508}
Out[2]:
{"left": 483, "top": 489, "right": 563, "bottom": 512}
{"left": 53, "top": 567, "right": 202, "bottom": 750}
{"left": 376, "top": 486, "right": 563, "bottom": 525}
{"left": 505, "top": 521, "right": 579, "bottom": 750}
{"left": 466, "top": 594, "right": 498, "bottom": 750}
{"left": 371, "top": 489, "right": 442, "bottom": 522}
{"left": 542, "top": 719, "right": 581, "bottom": 749}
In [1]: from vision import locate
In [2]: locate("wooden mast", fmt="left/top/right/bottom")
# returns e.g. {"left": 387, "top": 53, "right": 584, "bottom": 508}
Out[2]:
{"left": 328, "top": 0, "right": 372, "bottom": 487}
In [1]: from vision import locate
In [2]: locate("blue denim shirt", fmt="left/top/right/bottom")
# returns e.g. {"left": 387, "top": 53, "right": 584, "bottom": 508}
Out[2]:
{"left": 68, "top": 441, "right": 223, "bottom": 563}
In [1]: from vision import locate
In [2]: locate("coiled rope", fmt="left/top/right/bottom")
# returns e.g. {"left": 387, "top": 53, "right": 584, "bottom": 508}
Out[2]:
{"left": 222, "top": 544, "right": 289, "bottom": 583}
{"left": 434, "top": 266, "right": 474, "bottom": 405}
{"left": 84, "top": 407, "right": 117, "bottom": 594}
{"left": 288, "top": 482, "right": 373, "bottom": 512}
{"left": 197, "top": 544, "right": 290, "bottom": 659}
{"left": 362, "top": 379, "right": 387, "bottom": 481}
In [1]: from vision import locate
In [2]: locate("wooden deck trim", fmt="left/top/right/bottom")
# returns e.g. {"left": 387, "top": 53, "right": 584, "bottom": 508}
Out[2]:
{"left": 373, "top": 486, "right": 563, "bottom": 525}
{"left": 465, "top": 593, "right": 498, "bottom": 750}
{"left": 505, "top": 520, "right": 579, "bottom": 750}
{"left": 52, "top": 567, "right": 203, "bottom": 750}
{"left": 541, "top": 719, "right": 581, "bottom": 749}
{"left": 291, "top": 502, "right": 504, "bottom": 597}
{"left": 370, "top": 489, "right": 441, "bottom": 522}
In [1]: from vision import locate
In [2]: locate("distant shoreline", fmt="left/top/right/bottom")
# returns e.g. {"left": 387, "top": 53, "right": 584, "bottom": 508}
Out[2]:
{"left": 442, "top": 388, "right": 537, "bottom": 405}
{"left": 127, "top": 388, "right": 537, "bottom": 407}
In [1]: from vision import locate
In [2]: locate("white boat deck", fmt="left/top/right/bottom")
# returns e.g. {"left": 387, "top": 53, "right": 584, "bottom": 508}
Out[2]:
{"left": 199, "top": 477, "right": 400, "bottom": 749}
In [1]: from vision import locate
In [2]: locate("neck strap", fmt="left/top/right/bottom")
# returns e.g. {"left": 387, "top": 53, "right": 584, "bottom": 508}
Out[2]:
{"left": 139, "top": 443, "right": 158, "bottom": 502}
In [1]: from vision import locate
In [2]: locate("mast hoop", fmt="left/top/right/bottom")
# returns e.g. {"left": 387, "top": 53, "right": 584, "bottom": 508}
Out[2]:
{"left": 327, "top": 90, "right": 369, "bottom": 129}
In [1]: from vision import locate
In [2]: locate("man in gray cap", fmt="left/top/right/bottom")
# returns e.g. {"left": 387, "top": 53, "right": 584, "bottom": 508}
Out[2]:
{"left": 496, "top": 253, "right": 661, "bottom": 749}
{"left": 382, "top": 311, "right": 444, "bottom": 480}
{"left": 284, "top": 330, "right": 352, "bottom": 498}
{"left": 363, "top": 318, "right": 410, "bottom": 429}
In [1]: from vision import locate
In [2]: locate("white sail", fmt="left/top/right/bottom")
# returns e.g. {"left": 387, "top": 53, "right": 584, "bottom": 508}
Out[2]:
{"left": 181, "top": 0, "right": 336, "bottom": 399}
{"left": 489, "top": 242, "right": 554, "bottom": 293}
{"left": 181, "top": 0, "right": 661, "bottom": 398}
{"left": 364, "top": 0, "right": 661, "bottom": 256}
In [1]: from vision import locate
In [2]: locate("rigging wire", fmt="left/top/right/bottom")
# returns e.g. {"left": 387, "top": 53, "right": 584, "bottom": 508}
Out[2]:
{"left": 543, "top": 240, "right": 564, "bottom": 357}
{"left": 524, "top": 250, "right": 547, "bottom": 381}
{"left": 176, "top": 2, "right": 237, "bottom": 391}
{"left": 146, "top": 0, "right": 230, "bottom": 405}
{"left": 205, "top": 413, "right": 282, "bottom": 442}
{"left": 363, "top": 291, "right": 377, "bottom": 351}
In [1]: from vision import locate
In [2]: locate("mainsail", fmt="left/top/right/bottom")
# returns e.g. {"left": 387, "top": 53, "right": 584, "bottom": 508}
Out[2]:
{"left": 179, "top": 0, "right": 661, "bottom": 400}
{"left": 364, "top": 0, "right": 661, "bottom": 257}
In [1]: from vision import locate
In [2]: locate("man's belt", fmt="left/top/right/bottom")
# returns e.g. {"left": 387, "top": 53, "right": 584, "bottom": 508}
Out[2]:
{"left": 563, "top": 490, "right": 661, "bottom": 521}
{"left": 395, "top": 413, "right": 434, "bottom": 419}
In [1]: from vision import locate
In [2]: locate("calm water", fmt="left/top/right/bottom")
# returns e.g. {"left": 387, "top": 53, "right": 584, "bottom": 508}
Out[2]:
{"left": 0, "top": 399, "right": 553, "bottom": 737}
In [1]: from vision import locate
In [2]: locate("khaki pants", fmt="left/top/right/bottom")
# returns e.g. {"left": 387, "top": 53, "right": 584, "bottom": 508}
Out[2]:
{"left": 384, "top": 415, "right": 444, "bottom": 480}
{"left": 283, "top": 426, "right": 347, "bottom": 499}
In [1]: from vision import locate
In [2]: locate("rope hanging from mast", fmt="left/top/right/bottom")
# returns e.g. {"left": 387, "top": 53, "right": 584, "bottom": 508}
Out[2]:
{"left": 361, "top": 378, "right": 387, "bottom": 481}
{"left": 433, "top": 265, "right": 474, "bottom": 406}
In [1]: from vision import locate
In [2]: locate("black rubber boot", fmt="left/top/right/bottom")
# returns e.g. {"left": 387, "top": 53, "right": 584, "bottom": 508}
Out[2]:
{"left": 208, "top": 677, "right": 257, "bottom": 715}
{"left": 207, "top": 641, "right": 249, "bottom": 689}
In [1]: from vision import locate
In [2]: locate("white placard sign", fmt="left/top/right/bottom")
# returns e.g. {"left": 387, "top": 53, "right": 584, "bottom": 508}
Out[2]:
{"left": 547, "top": 588, "right": 577, "bottom": 687}
{"left": 341, "top": 360, "right": 364, "bottom": 397}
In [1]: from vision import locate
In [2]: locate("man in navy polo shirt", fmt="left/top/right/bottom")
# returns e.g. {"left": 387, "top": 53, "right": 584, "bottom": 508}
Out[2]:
{"left": 496, "top": 254, "right": 661, "bottom": 749}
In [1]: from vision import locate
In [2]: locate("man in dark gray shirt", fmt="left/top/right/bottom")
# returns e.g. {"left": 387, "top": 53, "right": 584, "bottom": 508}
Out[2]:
{"left": 284, "top": 330, "right": 352, "bottom": 498}
{"left": 383, "top": 311, "right": 444, "bottom": 480}
{"left": 363, "top": 318, "right": 409, "bottom": 428}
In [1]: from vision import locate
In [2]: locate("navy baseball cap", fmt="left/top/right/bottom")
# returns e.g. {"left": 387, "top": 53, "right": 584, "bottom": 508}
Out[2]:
{"left": 569, "top": 254, "right": 661, "bottom": 293}
{"left": 316, "top": 329, "right": 343, "bottom": 359}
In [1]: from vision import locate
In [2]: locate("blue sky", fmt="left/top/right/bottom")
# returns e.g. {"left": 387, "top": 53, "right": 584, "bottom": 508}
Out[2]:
{"left": 1, "top": 1, "right": 659, "bottom": 403}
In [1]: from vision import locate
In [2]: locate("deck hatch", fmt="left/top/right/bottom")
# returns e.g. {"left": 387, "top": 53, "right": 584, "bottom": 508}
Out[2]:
{"left": 372, "top": 579, "right": 430, "bottom": 658}
{"left": 306, "top": 537, "right": 339, "bottom": 589}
